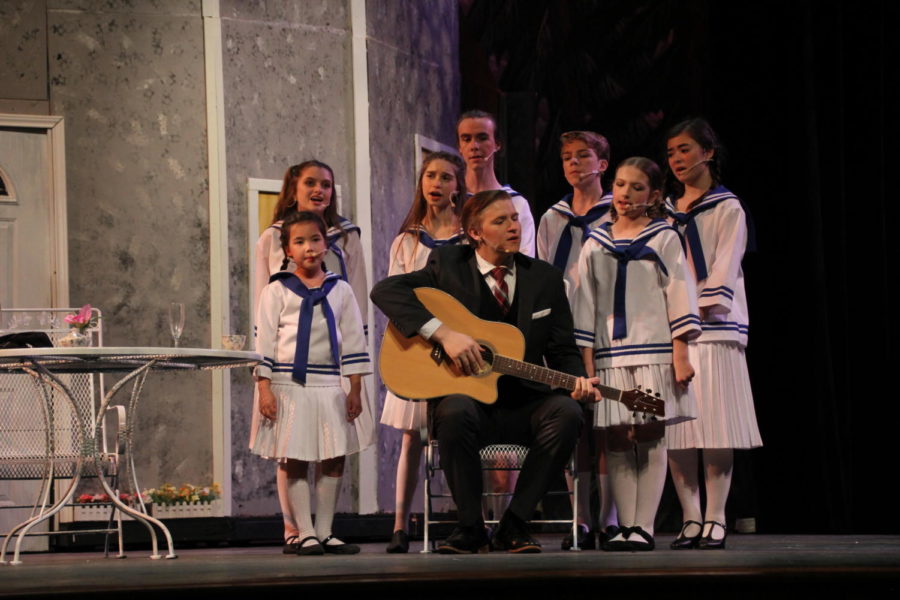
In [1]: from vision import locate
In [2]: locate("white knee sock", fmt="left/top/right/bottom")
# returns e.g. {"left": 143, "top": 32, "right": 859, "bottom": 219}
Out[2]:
{"left": 606, "top": 448, "right": 637, "bottom": 536}
{"left": 668, "top": 448, "right": 702, "bottom": 537}
{"left": 286, "top": 477, "right": 316, "bottom": 543}
{"left": 315, "top": 475, "right": 342, "bottom": 543}
{"left": 703, "top": 448, "right": 733, "bottom": 539}
{"left": 631, "top": 439, "right": 667, "bottom": 537}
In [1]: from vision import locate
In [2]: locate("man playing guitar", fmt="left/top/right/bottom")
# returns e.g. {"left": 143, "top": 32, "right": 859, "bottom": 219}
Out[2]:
{"left": 371, "top": 189, "right": 599, "bottom": 554}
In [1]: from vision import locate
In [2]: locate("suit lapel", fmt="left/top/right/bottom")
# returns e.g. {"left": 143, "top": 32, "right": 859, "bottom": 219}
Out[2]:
{"left": 514, "top": 253, "right": 534, "bottom": 341}
{"left": 455, "top": 249, "right": 482, "bottom": 314}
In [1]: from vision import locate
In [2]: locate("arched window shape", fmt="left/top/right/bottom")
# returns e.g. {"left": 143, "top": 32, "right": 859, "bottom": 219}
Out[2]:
{"left": 0, "top": 165, "right": 14, "bottom": 201}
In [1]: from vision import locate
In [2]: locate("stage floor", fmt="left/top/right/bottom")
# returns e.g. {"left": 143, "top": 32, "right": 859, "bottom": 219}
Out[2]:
{"left": 4, "top": 534, "right": 900, "bottom": 599}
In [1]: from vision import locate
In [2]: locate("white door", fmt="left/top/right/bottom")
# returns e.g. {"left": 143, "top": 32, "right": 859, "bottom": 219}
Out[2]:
{"left": 0, "top": 119, "right": 67, "bottom": 552}
{"left": 0, "top": 125, "right": 55, "bottom": 310}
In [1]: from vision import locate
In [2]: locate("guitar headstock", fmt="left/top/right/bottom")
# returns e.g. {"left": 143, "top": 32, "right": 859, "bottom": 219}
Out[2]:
{"left": 620, "top": 387, "right": 665, "bottom": 418}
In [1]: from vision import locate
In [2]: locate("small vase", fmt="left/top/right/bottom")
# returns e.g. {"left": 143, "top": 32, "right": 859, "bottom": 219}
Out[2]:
{"left": 59, "top": 327, "right": 91, "bottom": 347}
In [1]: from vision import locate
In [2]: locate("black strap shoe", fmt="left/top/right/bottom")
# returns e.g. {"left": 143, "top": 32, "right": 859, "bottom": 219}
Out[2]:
{"left": 670, "top": 520, "right": 703, "bottom": 550}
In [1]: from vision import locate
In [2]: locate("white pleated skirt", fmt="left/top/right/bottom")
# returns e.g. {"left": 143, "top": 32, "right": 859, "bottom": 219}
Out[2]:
{"left": 594, "top": 363, "right": 697, "bottom": 428}
{"left": 379, "top": 390, "right": 427, "bottom": 431}
{"left": 251, "top": 383, "right": 364, "bottom": 462}
{"left": 667, "top": 341, "right": 762, "bottom": 450}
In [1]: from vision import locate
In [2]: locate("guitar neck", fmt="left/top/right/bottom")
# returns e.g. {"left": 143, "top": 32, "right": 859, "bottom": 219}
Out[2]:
{"left": 491, "top": 355, "right": 622, "bottom": 401}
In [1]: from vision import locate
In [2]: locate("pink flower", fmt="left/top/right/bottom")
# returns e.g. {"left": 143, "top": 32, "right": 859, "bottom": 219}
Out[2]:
{"left": 64, "top": 304, "right": 93, "bottom": 329}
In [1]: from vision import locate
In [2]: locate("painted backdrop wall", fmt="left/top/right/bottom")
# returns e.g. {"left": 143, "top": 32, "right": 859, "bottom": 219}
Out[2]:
{"left": 0, "top": 0, "right": 460, "bottom": 516}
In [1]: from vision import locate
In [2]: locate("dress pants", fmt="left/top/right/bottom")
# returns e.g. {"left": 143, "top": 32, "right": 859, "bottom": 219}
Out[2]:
{"left": 433, "top": 390, "right": 584, "bottom": 528}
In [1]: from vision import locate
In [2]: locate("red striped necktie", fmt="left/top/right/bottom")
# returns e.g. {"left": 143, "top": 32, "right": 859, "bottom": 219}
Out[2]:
{"left": 490, "top": 266, "right": 510, "bottom": 316}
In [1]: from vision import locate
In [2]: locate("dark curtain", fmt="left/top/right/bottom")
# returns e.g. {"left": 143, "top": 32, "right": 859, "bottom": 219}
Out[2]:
{"left": 460, "top": 0, "right": 896, "bottom": 533}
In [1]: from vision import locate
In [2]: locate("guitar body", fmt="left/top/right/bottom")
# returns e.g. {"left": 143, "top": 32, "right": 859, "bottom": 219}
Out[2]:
{"left": 379, "top": 287, "right": 525, "bottom": 404}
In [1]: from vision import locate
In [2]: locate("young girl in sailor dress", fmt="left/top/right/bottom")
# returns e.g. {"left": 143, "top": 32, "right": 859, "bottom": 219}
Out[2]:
{"left": 252, "top": 210, "right": 371, "bottom": 555}
{"left": 572, "top": 157, "right": 700, "bottom": 551}
{"left": 664, "top": 118, "right": 762, "bottom": 550}
{"left": 537, "top": 131, "right": 617, "bottom": 550}
{"left": 379, "top": 151, "right": 467, "bottom": 553}
{"left": 251, "top": 160, "right": 374, "bottom": 553}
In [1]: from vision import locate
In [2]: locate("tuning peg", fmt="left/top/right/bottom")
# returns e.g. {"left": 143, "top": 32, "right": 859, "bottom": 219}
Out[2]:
{"left": 645, "top": 388, "right": 653, "bottom": 394}
{"left": 655, "top": 392, "right": 661, "bottom": 398}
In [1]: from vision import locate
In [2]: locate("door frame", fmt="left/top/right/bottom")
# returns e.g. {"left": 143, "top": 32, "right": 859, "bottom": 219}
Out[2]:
{"left": 0, "top": 114, "right": 68, "bottom": 307}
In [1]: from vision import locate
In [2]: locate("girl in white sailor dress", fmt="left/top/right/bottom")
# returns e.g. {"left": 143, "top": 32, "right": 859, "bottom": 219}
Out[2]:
{"left": 537, "top": 131, "right": 615, "bottom": 550}
{"left": 252, "top": 211, "right": 371, "bottom": 556}
{"left": 251, "top": 160, "right": 375, "bottom": 553}
{"left": 573, "top": 157, "right": 700, "bottom": 552}
{"left": 380, "top": 151, "right": 467, "bottom": 553}
{"left": 664, "top": 118, "right": 762, "bottom": 550}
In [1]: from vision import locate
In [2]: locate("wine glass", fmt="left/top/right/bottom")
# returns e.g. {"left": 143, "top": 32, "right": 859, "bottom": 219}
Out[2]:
{"left": 168, "top": 302, "right": 185, "bottom": 347}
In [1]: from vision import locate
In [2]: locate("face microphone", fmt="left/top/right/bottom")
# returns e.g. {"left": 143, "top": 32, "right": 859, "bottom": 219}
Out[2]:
{"left": 680, "top": 158, "right": 711, "bottom": 174}
{"left": 578, "top": 170, "right": 601, "bottom": 182}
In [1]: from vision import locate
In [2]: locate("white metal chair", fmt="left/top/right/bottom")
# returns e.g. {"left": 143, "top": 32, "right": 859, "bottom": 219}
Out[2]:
{"left": 0, "top": 308, "right": 136, "bottom": 558}
{"left": 421, "top": 403, "right": 580, "bottom": 552}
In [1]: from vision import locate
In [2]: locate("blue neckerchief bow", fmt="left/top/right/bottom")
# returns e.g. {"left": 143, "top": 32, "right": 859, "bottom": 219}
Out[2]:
{"left": 412, "top": 227, "right": 466, "bottom": 249}
{"left": 599, "top": 223, "right": 669, "bottom": 340}
{"left": 270, "top": 272, "right": 340, "bottom": 384}
{"left": 667, "top": 186, "right": 757, "bottom": 280}
{"left": 551, "top": 195, "right": 611, "bottom": 271}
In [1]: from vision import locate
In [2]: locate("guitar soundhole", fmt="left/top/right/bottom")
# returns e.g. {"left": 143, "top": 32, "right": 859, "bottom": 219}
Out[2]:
{"left": 473, "top": 344, "right": 495, "bottom": 378}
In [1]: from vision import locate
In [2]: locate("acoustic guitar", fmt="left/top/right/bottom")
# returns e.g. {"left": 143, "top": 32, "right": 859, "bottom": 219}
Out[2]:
{"left": 379, "top": 287, "right": 664, "bottom": 417}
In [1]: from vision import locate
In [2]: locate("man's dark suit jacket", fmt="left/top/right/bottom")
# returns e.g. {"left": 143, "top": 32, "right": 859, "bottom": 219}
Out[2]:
{"left": 371, "top": 244, "right": 587, "bottom": 391}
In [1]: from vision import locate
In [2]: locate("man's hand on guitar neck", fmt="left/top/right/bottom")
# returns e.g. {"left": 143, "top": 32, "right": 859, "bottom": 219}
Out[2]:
{"left": 431, "top": 325, "right": 486, "bottom": 376}
{"left": 572, "top": 376, "right": 602, "bottom": 404}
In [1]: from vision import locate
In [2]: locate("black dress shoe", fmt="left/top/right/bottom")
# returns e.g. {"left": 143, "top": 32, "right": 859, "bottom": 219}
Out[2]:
{"left": 321, "top": 535, "right": 360, "bottom": 554}
{"left": 492, "top": 512, "right": 541, "bottom": 553}
{"left": 698, "top": 520, "right": 727, "bottom": 549}
{"left": 282, "top": 535, "right": 300, "bottom": 554}
{"left": 627, "top": 526, "right": 655, "bottom": 551}
{"left": 670, "top": 520, "right": 703, "bottom": 550}
{"left": 437, "top": 526, "right": 490, "bottom": 554}
{"left": 561, "top": 524, "right": 595, "bottom": 550}
{"left": 386, "top": 529, "right": 410, "bottom": 553}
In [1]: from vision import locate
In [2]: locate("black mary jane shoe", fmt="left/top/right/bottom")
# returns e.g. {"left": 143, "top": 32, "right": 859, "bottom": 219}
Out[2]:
{"left": 296, "top": 535, "right": 325, "bottom": 556}
{"left": 627, "top": 526, "right": 655, "bottom": 551}
{"left": 282, "top": 535, "right": 300, "bottom": 554}
{"left": 321, "top": 535, "right": 360, "bottom": 554}
{"left": 698, "top": 520, "right": 727, "bottom": 550}
{"left": 670, "top": 520, "right": 703, "bottom": 550}
{"left": 386, "top": 529, "right": 410, "bottom": 554}
{"left": 598, "top": 524, "right": 621, "bottom": 545}
{"left": 601, "top": 526, "right": 634, "bottom": 552}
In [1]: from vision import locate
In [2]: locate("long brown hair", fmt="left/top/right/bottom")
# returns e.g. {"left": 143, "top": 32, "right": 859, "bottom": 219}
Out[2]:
{"left": 663, "top": 117, "right": 725, "bottom": 207}
{"left": 397, "top": 151, "right": 466, "bottom": 235}
{"left": 272, "top": 160, "right": 341, "bottom": 231}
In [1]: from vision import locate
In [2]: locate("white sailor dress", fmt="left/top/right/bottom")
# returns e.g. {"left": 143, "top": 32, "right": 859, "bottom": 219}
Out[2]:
{"left": 251, "top": 216, "right": 376, "bottom": 449}
{"left": 664, "top": 186, "right": 762, "bottom": 449}
{"left": 251, "top": 272, "right": 372, "bottom": 461}
{"left": 536, "top": 192, "right": 612, "bottom": 298}
{"left": 572, "top": 220, "right": 701, "bottom": 427}
{"left": 379, "top": 227, "right": 467, "bottom": 431}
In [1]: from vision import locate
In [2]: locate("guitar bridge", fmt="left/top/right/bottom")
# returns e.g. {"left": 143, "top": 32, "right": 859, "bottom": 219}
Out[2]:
{"left": 430, "top": 344, "right": 445, "bottom": 366}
